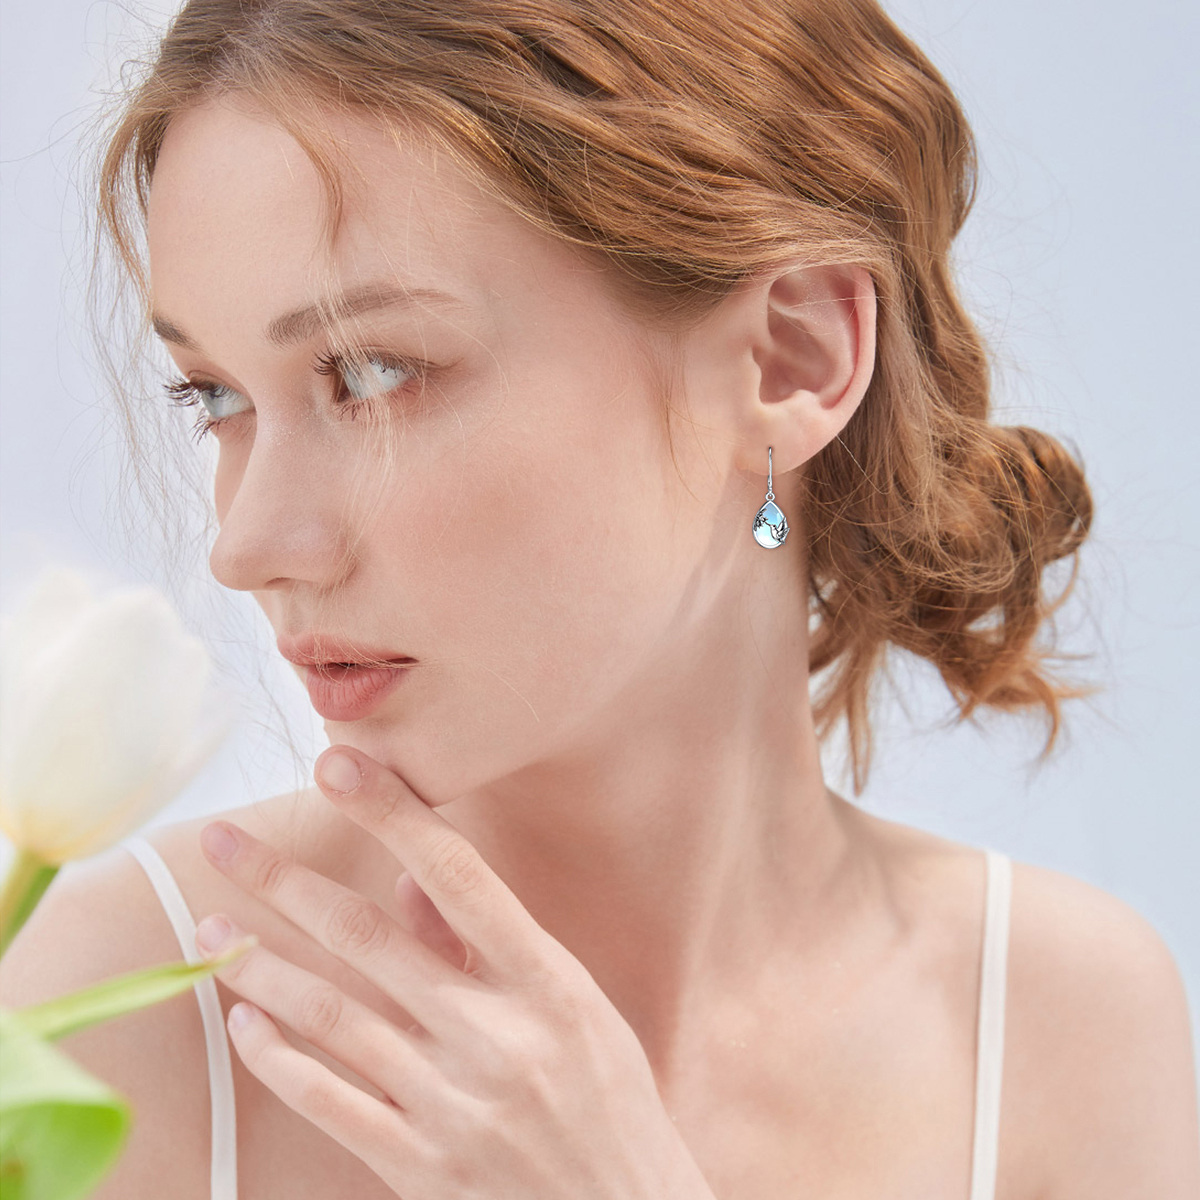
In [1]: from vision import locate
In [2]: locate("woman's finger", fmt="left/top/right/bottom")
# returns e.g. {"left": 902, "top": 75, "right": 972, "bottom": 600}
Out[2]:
{"left": 199, "top": 820, "right": 488, "bottom": 1040}
{"left": 315, "top": 746, "right": 568, "bottom": 984}
{"left": 220, "top": 997, "right": 419, "bottom": 1187}
{"left": 195, "top": 912, "right": 439, "bottom": 1111}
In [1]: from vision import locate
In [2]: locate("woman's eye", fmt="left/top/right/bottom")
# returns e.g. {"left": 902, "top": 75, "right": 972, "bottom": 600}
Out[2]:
{"left": 162, "top": 376, "right": 251, "bottom": 439}
{"left": 337, "top": 354, "right": 416, "bottom": 401}
{"left": 193, "top": 382, "right": 250, "bottom": 419}
{"left": 162, "top": 350, "right": 422, "bottom": 442}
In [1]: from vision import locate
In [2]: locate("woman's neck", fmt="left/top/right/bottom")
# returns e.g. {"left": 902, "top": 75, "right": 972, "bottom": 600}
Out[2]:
{"left": 313, "top": 660, "right": 885, "bottom": 1082}
{"left": 303, "top": 548, "right": 889, "bottom": 1077}
{"left": 453, "top": 733, "right": 867, "bottom": 1067}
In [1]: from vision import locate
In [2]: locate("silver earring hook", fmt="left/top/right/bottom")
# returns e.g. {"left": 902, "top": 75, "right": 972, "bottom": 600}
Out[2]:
{"left": 752, "top": 444, "right": 789, "bottom": 548}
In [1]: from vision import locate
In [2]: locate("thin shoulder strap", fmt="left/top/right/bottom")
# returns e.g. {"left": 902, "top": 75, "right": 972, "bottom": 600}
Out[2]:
{"left": 969, "top": 847, "right": 1012, "bottom": 1200}
{"left": 124, "top": 836, "right": 239, "bottom": 1200}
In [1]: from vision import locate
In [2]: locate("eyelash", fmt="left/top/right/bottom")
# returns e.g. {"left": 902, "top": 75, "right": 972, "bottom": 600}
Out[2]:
{"left": 162, "top": 350, "right": 424, "bottom": 442}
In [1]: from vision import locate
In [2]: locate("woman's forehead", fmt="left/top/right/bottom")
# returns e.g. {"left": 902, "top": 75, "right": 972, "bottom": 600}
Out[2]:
{"left": 148, "top": 98, "right": 493, "bottom": 264}
{"left": 144, "top": 96, "right": 630, "bottom": 354}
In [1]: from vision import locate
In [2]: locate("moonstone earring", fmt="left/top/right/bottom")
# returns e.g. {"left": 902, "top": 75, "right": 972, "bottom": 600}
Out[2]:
{"left": 752, "top": 445, "right": 789, "bottom": 548}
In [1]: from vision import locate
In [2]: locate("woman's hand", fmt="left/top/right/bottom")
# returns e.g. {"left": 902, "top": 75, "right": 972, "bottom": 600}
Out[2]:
{"left": 193, "top": 746, "right": 717, "bottom": 1200}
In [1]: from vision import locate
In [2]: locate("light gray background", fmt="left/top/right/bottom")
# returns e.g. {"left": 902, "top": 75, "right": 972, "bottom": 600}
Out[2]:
{"left": 2, "top": 0, "right": 1197, "bottom": 1041}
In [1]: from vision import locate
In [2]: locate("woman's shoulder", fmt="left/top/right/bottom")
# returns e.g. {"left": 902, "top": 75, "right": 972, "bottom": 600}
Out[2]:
{"left": 853, "top": 804, "right": 1176, "bottom": 967}
{"left": 867, "top": 807, "right": 1186, "bottom": 1017}
{"left": 976, "top": 840, "right": 1189, "bottom": 1045}
{"left": 881, "top": 811, "right": 1195, "bottom": 1194}
{"left": 861, "top": 809, "right": 1197, "bottom": 1194}
{"left": 125, "top": 786, "right": 323, "bottom": 907}
{"left": 0, "top": 807, "right": 270, "bottom": 1200}
{"left": 0, "top": 789, "right": 313, "bottom": 1013}
{"left": 0, "top": 785, "right": 334, "bottom": 1028}
{"left": 1000, "top": 851, "right": 1196, "bottom": 1193}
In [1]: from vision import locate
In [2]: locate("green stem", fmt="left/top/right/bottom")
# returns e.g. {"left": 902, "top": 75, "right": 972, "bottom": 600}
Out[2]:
{"left": 0, "top": 848, "right": 60, "bottom": 958}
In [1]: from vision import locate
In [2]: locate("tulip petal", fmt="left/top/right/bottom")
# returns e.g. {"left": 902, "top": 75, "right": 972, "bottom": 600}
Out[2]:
{"left": 0, "top": 566, "right": 96, "bottom": 671}
{"left": 0, "top": 574, "right": 229, "bottom": 862}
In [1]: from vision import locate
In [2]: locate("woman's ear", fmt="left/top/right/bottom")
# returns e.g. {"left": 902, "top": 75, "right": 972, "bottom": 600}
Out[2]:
{"left": 729, "top": 261, "right": 877, "bottom": 475}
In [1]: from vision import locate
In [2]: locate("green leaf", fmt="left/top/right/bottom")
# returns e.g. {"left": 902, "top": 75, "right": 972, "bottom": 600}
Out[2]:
{"left": 11, "top": 933, "right": 257, "bottom": 1042}
{"left": 0, "top": 1006, "right": 130, "bottom": 1200}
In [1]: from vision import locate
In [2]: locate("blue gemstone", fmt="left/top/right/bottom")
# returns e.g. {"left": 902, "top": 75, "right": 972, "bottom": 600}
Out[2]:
{"left": 753, "top": 500, "right": 789, "bottom": 548}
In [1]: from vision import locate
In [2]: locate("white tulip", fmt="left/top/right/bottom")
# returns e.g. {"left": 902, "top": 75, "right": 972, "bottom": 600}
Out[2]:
{"left": 0, "top": 570, "right": 248, "bottom": 1191}
{"left": 0, "top": 565, "right": 230, "bottom": 864}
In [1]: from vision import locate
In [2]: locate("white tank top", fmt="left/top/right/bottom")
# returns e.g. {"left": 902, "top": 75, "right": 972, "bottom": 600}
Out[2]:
{"left": 122, "top": 838, "right": 1012, "bottom": 1200}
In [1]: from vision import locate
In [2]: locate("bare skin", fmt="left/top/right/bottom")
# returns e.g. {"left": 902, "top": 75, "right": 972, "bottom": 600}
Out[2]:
{"left": 146, "top": 91, "right": 879, "bottom": 1093}
{"left": 104, "top": 92, "right": 1194, "bottom": 1198}
{"left": 138, "top": 90, "right": 956, "bottom": 1193}
{"left": 135, "top": 790, "right": 1025, "bottom": 1199}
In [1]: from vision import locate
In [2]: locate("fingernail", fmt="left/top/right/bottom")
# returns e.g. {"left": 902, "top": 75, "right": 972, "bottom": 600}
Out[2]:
{"left": 201, "top": 822, "right": 238, "bottom": 862}
{"left": 196, "top": 914, "right": 234, "bottom": 952}
{"left": 318, "top": 750, "right": 361, "bottom": 794}
{"left": 228, "top": 1002, "right": 257, "bottom": 1031}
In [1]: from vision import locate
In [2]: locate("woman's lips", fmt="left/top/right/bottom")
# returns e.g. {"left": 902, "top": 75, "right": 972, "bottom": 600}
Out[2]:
{"left": 299, "top": 661, "right": 412, "bottom": 721}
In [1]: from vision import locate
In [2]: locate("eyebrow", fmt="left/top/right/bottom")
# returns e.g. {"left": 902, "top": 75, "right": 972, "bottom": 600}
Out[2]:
{"left": 151, "top": 280, "right": 466, "bottom": 352}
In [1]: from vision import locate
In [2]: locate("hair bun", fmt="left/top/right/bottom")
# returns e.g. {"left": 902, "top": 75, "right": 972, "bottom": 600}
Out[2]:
{"left": 805, "top": 413, "right": 1097, "bottom": 794}
{"left": 987, "top": 424, "right": 1092, "bottom": 567}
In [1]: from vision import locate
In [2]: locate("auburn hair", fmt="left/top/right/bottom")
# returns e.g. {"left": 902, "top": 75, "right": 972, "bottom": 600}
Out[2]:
{"left": 94, "top": 0, "right": 1095, "bottom": 794}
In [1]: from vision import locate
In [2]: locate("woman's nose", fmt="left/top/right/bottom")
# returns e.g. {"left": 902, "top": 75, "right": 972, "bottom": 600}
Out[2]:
{"left": 207, "top": 431, "right": 352, "bottom": 594}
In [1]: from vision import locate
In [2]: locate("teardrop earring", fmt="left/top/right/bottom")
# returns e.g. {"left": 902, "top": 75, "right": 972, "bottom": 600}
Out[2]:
{"left": 752, "top": 445, "right": 789, "bottom": 548}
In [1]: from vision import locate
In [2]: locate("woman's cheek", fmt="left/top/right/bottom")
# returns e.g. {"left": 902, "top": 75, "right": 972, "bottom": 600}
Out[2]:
{"left": 457, "top": 463, "right": 662, "bottom": 714}
{"left": 209, "top": 417, "right": 263, "bottom": 518}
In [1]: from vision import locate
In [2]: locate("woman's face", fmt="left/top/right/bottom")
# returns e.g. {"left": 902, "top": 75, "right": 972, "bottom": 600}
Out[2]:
{"left": 147, "top": 97, "right": 766, "bottom": 805}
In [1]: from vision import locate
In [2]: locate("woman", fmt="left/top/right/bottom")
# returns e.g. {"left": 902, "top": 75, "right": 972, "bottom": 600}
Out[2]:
{"left": 5, "top": 0, "right": 1197, "bottom": 1197}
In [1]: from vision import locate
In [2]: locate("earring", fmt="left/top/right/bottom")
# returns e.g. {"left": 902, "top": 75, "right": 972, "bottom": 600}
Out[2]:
{"left": 752, "top": 445, "right": 789, "bottom": 548}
